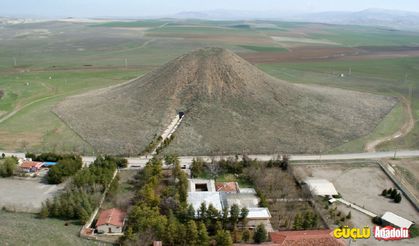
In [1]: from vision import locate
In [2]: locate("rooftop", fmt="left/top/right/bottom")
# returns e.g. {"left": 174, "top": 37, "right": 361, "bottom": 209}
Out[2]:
{"left": 96, "top": 208, "right": 126, "bottom": 227}
{"left": 20, "top": 161, "right": 43, "bottom": 169}
{"left": 187, "top": 192, "right": 223, "bottom": 212}
{"left": 381, "top": 211, "right": 414, "bottom": 229}
{"left": 303, "top": 178, "right": 338, "bottom": 196}
{"left": 188, "top": 179, "right": 216, "bottom": 192}
{"left": 270, "top": 230, "right": 346, "bottom": 246}
{"left": 247, "top": 207, "right": 271, "bottom": 219}
{"left": 222, "top": 193, "right": 259, "bottom": 209}
{"left": 215, "top": 182, "right": 239, "bottom": 193}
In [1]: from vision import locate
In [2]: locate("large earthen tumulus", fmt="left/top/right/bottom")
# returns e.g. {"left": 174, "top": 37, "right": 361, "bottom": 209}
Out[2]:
{"left": 54, "top": 47, "right": 397, "bottom": 155}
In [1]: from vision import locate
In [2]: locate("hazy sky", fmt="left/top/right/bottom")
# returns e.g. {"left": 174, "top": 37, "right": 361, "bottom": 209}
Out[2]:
{"left": 1, "top": 0, "right": 419, "bottom": 17}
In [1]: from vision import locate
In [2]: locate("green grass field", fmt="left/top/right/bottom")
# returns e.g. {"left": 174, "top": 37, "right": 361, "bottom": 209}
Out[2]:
{"left": 0, "top": 211, "right": 98, "bottom": 246}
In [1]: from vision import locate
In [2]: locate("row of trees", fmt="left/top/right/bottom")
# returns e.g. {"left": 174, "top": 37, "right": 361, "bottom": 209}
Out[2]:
{"left": 0, "top": 157, "right": 17, "bottom": 177}
{"left": 47, "top": 156, "right": 83, "bottom": 184}
{"left": 155, "top": 135, "right": 175, "bottom": 155}
{"left": 26, "top": 152, "right": 79, "bottom": 162}
{"left": 141, "top": 134, "right": 163, "bottom": 155}
{"left": 40, "top": 156, "right": 119, "bottom": 224}
{"left": 190, "top": 154, "right": 289, "bottom": 181}
{"left": 124, "top": 155, "right": 268, "bottom": 245}
{"left": 381, "top": 188, "right": 402, "bottom": 203}
{"left": 293, "top": 211, "right": 319, "bottom": 230}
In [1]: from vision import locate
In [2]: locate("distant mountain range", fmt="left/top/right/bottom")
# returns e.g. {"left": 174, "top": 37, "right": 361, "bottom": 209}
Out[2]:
{"left": 172, "top": 8, "right": 419, "bottom": 30}
{"left": 293, "top": 9, "right": 419, "bottom": 30}
{"left": 2, "top": 8, "right": 419, "bottom": 31}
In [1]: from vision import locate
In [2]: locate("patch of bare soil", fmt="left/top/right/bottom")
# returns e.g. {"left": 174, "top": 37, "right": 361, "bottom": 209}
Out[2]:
{"left": 239, "top": 46, "right": 419, "bottom": 64}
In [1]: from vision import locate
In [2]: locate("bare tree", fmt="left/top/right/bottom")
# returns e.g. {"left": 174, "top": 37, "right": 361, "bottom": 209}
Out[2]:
{"left": 207, "top": 158, "right": 220, "bottom": 181}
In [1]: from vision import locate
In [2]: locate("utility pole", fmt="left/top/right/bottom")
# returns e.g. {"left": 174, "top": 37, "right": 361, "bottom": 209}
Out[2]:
{"left": 349, "top": 67, "right": 352, "bottom": 76}
{"left": 124, "top": 58, "right": 128, "bottom": 69}
{"left": 13, "top": 57, "right": 17, "bottom": 67}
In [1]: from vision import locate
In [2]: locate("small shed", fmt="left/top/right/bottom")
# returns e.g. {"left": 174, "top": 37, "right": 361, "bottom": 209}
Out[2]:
{"left": 381, "top": 212, "right": 414, "bottom": 229}
{"left": 96, "top": 208, "right": 126, "bottom": 234}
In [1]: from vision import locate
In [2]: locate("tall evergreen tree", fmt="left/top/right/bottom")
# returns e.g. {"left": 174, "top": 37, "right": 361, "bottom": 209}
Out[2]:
{"left": 197, "top": 222, "right": 210, "bottom": 246}
{"left": 253, "top": 224, "right": 267, "bottom": 244}
{"left": 215, "top": 230, "right": 233, "bottom": 246}
{"left": 186, "top": 220, "right": 199, "bottom": 246}
{"left": 230, "top": 204, "right": 240, "bottom": 228}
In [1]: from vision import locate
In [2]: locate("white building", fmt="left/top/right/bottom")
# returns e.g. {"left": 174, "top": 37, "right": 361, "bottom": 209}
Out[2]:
{"left": 381, "top": 212, "right": 414, "bottom": 229}
{"left": 304, "top": 178, "right": 338, "bottom": 196}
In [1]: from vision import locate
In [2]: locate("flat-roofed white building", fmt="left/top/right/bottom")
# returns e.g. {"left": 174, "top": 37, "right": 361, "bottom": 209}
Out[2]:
{"left": 188, "top": 192, "right": 223, "bottom": 212}
{"left": 304, "top": 178, "right": 338, "bottom": 196}
{"left": 381, "top": 212, "right": 414, "bottom": 229}
{"left": 188, "top": 179, "right": 216, "bottom": 192}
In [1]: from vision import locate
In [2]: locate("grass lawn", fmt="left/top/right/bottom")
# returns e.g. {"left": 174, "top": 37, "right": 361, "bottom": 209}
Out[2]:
{"left": 0, "top": 211, "right": 99, "bottom": 246}
{"left": 197, "top": 172, "right": 254, "bottom": 188}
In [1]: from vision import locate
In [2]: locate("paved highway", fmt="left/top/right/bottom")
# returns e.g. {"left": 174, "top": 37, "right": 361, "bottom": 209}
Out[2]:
{"left": 3, "top": 150, "right": 419, "bottom": 169}
{"left": 82, "top": 150, "right": 419, "bottom": 169}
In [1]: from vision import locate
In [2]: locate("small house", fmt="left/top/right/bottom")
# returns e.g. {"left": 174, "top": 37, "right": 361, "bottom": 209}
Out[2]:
{"left": 96, "top": 208, "right": 126, "bottom": 234}
{"left": 20, "top": 161, "right": 43, "bottom": 173}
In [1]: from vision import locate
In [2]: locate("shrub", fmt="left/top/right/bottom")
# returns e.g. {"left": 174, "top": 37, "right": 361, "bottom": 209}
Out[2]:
{"left": 394, "top": 193, "right": 402, "bottom": 203}
{"left": 0, "top": 157, "right": 18, "bottom": 177}
{"left": 390, "top": 189, "right": 398, "bottom": 199}
{"left": 372, "top": 216, "right": 383, "bottom": 225}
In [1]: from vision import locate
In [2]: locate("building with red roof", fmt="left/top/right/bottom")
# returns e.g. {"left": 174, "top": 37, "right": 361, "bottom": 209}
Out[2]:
{"left": 20, "top": 161, "right": 43, "bottom": 173}
{"left": 216, "top": 182, "right": 239, "bottom": 193}
{"left": 269, "top": 230, "right": 346, "bottom": 246}
{"left": 96, "top": 208, "right": 126, "bottom": 234}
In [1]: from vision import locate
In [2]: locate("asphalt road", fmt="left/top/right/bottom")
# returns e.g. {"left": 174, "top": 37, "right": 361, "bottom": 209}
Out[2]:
{"left": 3, "top": 150, "right": 419, "bottom": 169}
{"left": 81, "top": 150, "right": 419, "bottom": 169}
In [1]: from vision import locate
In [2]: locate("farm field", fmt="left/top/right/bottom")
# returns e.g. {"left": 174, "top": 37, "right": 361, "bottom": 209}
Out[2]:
{"left": 0, "top": 19, "right": 418, "bottom": 153}
{"left": 0, "top": 211, "right": 99, "bottom": 246}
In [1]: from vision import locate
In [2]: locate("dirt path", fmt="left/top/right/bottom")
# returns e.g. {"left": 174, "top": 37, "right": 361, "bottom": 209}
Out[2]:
{"left": 0, "top": 93, "right": 64, "bottom": 124}
{"left": 365, "top": 96, "right": 415, "bottom": 152}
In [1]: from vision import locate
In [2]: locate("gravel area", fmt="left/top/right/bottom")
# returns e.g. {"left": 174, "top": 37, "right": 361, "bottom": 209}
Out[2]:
{"left": 0, "top": 178, "right": 64, "bottom": 213}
